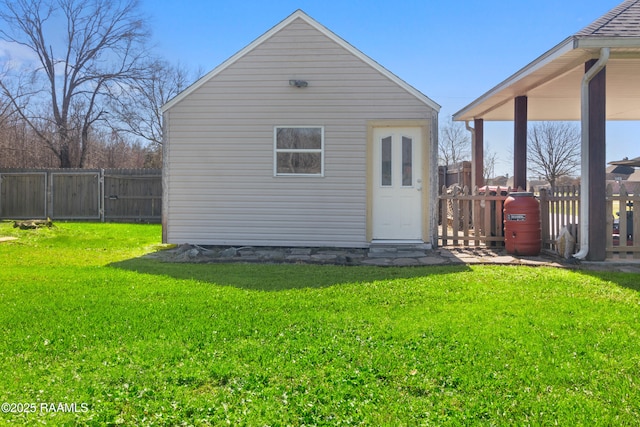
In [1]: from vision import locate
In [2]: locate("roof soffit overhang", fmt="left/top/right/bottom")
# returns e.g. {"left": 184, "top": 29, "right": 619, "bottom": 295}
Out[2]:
{"left": 453, "top": 36, "right": 640, "bottom": 122}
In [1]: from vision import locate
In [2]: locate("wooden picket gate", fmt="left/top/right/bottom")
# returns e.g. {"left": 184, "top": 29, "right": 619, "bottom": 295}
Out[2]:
{"left": 438, "top": 186, "right": 510, "bottom": 247}
{"left": 605, "top": 183, "right": 640, "bottom": 260}
{"left": 538, "top": 186, "right": 580, "bottom": 254}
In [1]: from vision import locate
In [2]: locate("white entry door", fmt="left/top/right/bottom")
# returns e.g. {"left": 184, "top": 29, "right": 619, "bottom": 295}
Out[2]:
{"left": 372, "top": 127, "right": 423, "bottom": 240}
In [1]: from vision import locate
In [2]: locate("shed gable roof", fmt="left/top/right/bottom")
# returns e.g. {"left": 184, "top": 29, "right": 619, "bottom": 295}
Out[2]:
{"left": 162, "top": 10, "right": 439, "bottom": 113}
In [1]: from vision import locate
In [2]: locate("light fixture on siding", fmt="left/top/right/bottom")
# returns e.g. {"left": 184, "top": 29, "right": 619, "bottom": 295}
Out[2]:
{"left": 289, "top": 79, "right": 308, "bottom": 88}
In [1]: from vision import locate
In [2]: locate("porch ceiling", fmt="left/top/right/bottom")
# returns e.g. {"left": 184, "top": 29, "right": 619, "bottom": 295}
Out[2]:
{"left": 453, "top": 38, "right": 640, "bottom": 122}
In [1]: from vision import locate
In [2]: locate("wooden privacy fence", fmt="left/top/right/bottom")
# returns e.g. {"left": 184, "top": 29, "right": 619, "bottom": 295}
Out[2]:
{"left": 439, "top": 184, "right": 640, "bottom": 260}
{"left": 0, "top": 168, "right": 161, "bottom": 222}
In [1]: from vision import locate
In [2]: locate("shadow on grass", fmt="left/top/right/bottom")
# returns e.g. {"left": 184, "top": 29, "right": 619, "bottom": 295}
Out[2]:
{"left": 109, "top": 257, "right": 471, "bottom": 291}
{"left": 575, "top": 269, "right": 640, "bottom": 293}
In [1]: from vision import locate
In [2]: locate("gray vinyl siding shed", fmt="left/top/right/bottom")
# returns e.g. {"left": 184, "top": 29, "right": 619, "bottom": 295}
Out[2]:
{"left": 162, "top": 10, "right": 440, "bottom": 247}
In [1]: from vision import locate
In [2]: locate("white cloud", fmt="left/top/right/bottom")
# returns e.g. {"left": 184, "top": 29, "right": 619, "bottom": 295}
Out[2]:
{"left": 0, "top": 40, "right": 38, "bottom": 70}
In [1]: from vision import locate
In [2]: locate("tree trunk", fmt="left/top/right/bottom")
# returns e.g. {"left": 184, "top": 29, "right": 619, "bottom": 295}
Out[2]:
{"left": 59, "top": 144, "right": 72, "bottom": 168}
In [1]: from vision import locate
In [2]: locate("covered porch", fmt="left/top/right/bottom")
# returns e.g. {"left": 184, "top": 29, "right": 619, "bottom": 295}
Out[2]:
{"left": 449, "top": 0, "right": 640, "bottom": 261}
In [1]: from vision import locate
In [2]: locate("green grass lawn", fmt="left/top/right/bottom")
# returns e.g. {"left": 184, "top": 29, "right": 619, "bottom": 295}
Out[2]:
{"left": 1, "top": 222, "right": 639, "bottom": 426}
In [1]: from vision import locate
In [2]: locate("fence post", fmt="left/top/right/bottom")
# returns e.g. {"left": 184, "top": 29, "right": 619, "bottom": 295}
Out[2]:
{"left": 620, "top": 184, "right": 629, "bottom": 252}
{"left": 606, "top": 183, "right": 614, "bottom": 258}
{"left": 46, "top": 170, "right": 53, "bottom": 218}
{"left": 493, "top": 187, "right": 503, "bottom": 245}
{"left": 452, "top": 186, "right": 460, "bottom": 246}
{"left": 462, "top": 185, "right": 470, "bottom": 243}
{"left": 472, "top": 186, "right": 480, "bottom": 246}
{"left": 539, "top": 188, "right": 549, "bottom": 250}
{"left": 482, "top": 187, "right": 491, "bottom": 244}
{"left": 100, "top": 169, "right": 105, "bottom": 222}
{"left": 633, "top": 184, "right": 640, "bottom": 260}
{"left": 440, "top": 185, "right": 449, "bottom": 246}
{"left": 571, "top": 185, "right": 578, "bottom": 247}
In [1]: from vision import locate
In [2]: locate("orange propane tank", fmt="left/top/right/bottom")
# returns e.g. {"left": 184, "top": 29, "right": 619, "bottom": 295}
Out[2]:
{"left": 503, "top": 192, "right": 541, "bottom": 256}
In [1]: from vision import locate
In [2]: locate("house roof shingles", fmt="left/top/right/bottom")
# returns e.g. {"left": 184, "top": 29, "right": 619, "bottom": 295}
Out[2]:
{"left": 576, "top": 0, "right": 640, "bottom": 37}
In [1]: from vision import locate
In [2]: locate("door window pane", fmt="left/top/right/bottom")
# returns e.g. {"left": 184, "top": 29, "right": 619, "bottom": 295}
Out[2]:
{"left": 402, "top": 136, "right": 412, "bottom": 186}
{"left": 381, "top": 136, "right": 392, "bottom": 186}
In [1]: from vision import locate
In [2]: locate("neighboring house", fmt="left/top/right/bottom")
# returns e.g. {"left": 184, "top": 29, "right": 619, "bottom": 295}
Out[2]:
{"left": 606, "top": 164, "right": 634, "bottom": 193}
{"left": 486, "top": 175, "right": 509, "bottom": 188}
{"left": 161, "top": 10, "right": 440, "bottom": 248}
{"left": 627, "top": 169, "right": 640, "bottom": 183}
{"left": 606, "top": 164, "right": 634, "bottom": 182}
{"left": 528, "top": 180, "right": 551, "bottom": 193}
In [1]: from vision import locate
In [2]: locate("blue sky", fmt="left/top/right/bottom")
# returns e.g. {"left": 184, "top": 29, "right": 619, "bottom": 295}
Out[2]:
{"left": 139, "top": 0, "right": 639, "bottom": 177}
{"left": 2, "top": 0, "right": 636, "bottom": 176}
{"left": 142, "top": 0, "right": 617, "bottom": 108}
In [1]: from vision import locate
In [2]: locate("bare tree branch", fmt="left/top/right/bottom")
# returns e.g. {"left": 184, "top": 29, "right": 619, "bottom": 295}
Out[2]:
{"left": 0, "top": 0, "right": 149, "bottom": 168}
{"left": 109, "top": 60, "right": 197, "bottom": 145}
{"left": 483, "top": 146, "right": 498, "bottom": 182}
{"left": 439, "top": 117, "right": 470, "bottom": 167}
{"left": 527, "top": 121, "right": 581, "bottom": 188}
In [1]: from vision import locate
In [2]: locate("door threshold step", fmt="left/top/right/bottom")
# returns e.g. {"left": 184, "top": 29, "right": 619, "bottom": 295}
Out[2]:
{"left": 370, "top": 241, "right": 431, "bottom": 250}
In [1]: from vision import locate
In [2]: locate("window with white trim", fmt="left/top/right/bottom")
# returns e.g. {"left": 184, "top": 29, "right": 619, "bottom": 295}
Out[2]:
{"left": 274, "top": 127, "right": 324, "bottom": 176}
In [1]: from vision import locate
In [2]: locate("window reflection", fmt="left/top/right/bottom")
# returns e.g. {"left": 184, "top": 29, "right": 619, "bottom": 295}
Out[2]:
{"left": 381, "top": 136, "right": 392, "bottom": 186}
{"left": 402, "top": 136, "right": 412, "bottom": 186}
